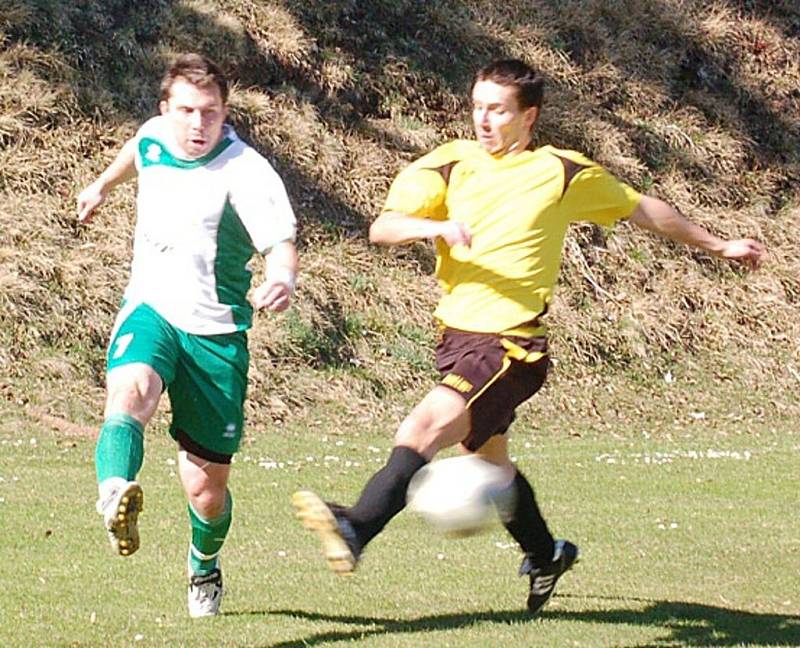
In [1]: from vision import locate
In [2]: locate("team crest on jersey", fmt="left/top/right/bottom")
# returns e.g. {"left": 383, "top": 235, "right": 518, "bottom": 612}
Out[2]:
{"left": 145, "top": 143, "right": 162, "bottom": 163}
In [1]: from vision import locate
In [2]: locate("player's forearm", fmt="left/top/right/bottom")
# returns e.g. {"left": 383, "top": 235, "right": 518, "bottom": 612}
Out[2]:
{"left": 95, "top": 139, "right": 138, "bottom": 192}
{"left": 369, "top": 211, "right": 444, "bottom": 246}
{"left": 265, "top": 240, "right": 298, "bottom": 288}
{"left": 628, "top": 196, "right": 726, "bottom": 255}
{"left": 77, "top": 139, "right": 139, "bottom": 223}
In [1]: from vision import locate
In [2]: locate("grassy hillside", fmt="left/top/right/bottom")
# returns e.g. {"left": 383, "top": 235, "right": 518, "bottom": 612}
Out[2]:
{"left": 1, "top": 0, "right": 799, "bottom": 438}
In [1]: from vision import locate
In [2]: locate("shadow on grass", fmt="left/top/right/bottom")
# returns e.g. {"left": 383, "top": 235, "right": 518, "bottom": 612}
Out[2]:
{"left": 227, "top": 597, "right": 799, "bottom": 647}
{"left": 229, "top": 607, "right": 531, "bottom": 647}
{"left": 553, "top": 594, "right": 800, "bottom": 647}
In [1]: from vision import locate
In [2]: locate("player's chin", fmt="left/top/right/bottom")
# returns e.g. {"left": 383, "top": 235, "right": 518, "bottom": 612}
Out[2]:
{"left": 477, "top": 138, "right": 496, "bottom": 152}
{"left": 185, "top": 140, "right": 210, "bottom": 158}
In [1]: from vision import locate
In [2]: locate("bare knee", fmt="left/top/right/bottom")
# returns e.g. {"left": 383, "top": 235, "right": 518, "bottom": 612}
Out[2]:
{"left": 179, "top": 452, "right": 230, "bottom": 519}
{"left": 394, "top": 389, "right": 470, "bottom": 459}
{"left": 394, "top": 412, "right": 440, "bottom": 456}
{"left": 187, "top": 485, "right": 227, "bottom": 519}
{"left": 467, "top": 435, "right": 516, "bottom": 485}
{"left": 105, "top": 364, "right": 162, "bottom": 423}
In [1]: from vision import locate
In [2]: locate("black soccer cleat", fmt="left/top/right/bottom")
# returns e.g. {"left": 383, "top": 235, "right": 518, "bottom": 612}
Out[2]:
{"left": 292, "top": 490, "right": 362, "bottom": 575}
{"left": 519, "top": 539, "right": 579, "bottom": 615}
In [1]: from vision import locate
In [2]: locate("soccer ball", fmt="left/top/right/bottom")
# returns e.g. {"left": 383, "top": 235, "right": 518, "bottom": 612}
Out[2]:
{"left": 406, "top": 455, "right": 515, "bottom": 537}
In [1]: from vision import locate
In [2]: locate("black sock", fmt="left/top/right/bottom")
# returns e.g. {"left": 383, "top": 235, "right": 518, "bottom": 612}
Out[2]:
{"left": 501, "top": 470, "right": 555, "bottom": 566}
{"left": 347, "top": 446, "right": 428, "bottom": 548}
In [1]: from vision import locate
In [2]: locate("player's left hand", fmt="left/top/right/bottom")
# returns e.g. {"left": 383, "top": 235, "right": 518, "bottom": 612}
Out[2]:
{"left": 717, "top": 238, "right": 767, "bottom": 271}
{"left": 251, "top": 279, "right": 292, "bottom": 312}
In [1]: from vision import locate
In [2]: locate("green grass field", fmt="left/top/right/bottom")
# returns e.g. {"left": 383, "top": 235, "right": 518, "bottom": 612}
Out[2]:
{"left": 2, "top": 408, "right": 797, "bottom": 647}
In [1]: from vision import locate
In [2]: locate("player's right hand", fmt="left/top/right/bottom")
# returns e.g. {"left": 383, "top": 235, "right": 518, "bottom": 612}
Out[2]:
{"left": 76, "top": 181, "right": 107, "bottom": 223}
{"left": 439, "top": 221, "right": 472, "bottom": 249}
{"left": 717, "top": 238, "right": 766, "bottom": 271}
{"left": 250, "top": 278, "right": 293, "bottom": 313}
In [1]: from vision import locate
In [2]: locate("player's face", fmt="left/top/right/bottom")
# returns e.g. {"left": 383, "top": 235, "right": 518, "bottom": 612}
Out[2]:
{"left": 160, "top": 78, "right": 228, "bottom": 159}
{"left": 472, "top": 80, "right": 538, "bottom": 156}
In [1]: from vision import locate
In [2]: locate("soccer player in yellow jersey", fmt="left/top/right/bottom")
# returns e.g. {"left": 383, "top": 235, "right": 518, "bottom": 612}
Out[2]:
{"left": 293, "top": 59, "right": 765, "bottom": 615}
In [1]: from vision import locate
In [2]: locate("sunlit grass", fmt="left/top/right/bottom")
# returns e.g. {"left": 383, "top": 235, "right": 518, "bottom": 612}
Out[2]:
{"left": 2, "top": 411, "right": 797, "bottom": 647}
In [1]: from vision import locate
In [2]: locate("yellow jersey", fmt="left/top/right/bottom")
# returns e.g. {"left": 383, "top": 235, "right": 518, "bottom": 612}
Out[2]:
{"left": 381, "top": 140, "right": 641, "bottom": 335}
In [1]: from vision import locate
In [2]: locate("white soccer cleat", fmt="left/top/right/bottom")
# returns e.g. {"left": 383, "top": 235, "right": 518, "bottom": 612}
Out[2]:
{"left": 187, "top": 568, "right": 223, "bottom": 618}
{"left": 96, "top": 479, "right": 143, "bottom": 557}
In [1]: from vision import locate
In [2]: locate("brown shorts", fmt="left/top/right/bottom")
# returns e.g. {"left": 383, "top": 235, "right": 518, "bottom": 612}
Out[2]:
{"left": 435, "top": 328, "right": 549, "bottom": 451}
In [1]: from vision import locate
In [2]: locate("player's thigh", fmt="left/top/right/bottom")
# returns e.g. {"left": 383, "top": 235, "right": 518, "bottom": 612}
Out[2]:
{"left": 395, "top": 386, "right": 470, "bottom": 457}
{"left": 167, "top": 331, "right": 249, "bottom": 459}
{"left": 105, "top": 302, "right": 179, "bottom": 419}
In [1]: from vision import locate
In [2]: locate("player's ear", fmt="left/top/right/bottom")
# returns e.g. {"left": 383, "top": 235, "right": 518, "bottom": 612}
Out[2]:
{"left": 159, "top": 100, "right": 168, "bottom": 115}
{"left": 525, "top": 106, "right": 540, "bottom": 132}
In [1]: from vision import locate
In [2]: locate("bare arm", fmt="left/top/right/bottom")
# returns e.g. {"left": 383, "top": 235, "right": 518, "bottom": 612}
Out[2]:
{"left": 250, "top": 240, "right": 298, "bottom": 312}
{"left": 628, "top": 195, "right": 766, "bottom": 270}
{"left": 369, "top": 210, "right": 472, "bottom": 248}
{"left": 76, "top": 138, "right": 138, "bottom": 223}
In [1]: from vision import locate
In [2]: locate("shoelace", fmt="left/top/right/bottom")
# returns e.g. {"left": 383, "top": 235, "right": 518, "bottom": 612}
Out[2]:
{"left": 190, "top": 579, "right": 221, "bottom": 605}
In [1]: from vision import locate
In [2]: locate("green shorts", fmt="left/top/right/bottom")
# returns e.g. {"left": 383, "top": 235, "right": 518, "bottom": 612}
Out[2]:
{"left": 107, "top": 301, "right": 249, "bottom": 458}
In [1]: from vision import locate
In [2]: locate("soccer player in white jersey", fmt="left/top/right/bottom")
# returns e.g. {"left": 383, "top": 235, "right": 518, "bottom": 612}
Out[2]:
{"left": 77, "top": 53, "right": 298, "bottom": 618}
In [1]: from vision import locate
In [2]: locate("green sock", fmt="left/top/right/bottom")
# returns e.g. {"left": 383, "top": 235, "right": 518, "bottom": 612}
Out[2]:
{"left": 95, "top": 413, "right": 144, "bottom": 483}
{"left": 188, "top": 490, "right": 233, "bottom": 576}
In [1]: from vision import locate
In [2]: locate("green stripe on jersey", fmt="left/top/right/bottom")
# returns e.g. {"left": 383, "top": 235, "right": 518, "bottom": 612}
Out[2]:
{"left": 215, "top": 199, "right": 256, "bottom": 328}
{"left": 139, "top": 136, "right": 234, "bottom": 169}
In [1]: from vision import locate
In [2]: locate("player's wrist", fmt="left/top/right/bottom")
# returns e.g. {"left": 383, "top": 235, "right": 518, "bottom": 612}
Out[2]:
{"left": 429, "top": 221, "right": 452, "bottom": 241}
{"left": 267, "top": 266, "right": 297, "bottom": 292}
{"left": 702, "top": 236, "right": 727, "bottom": 257}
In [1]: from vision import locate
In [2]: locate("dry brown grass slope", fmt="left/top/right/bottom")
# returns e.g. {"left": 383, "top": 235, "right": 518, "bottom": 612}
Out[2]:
{"left": 1, "top": 0, "right": 798, "bottom": 437}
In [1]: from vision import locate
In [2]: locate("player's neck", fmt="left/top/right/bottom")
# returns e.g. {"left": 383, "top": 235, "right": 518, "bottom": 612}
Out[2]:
{"left": 508, "top": 133, "right": 533, "bottom": 156}
{"left": 489, "top": 134, "right": 533, "bottom": 159}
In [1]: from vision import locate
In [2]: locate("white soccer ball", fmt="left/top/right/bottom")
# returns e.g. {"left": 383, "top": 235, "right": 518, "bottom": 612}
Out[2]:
{"left": 407, "top": 455, "right": 515, "bottom": 537}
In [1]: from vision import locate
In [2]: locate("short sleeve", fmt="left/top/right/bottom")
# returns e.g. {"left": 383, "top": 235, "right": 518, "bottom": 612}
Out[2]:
{"left": 228, "top": 148, "right": 296, "bottom": 254}
{"left": 382, "top": 165, "right": 449, "bottom": 219}
{"left": 561, "top": 165, "right": 642, "bottom": 227}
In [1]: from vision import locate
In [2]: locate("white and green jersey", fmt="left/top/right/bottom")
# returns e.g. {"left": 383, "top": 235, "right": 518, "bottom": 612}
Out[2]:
{"left": 125, "top": 116, "right": 296, "bottom": 335}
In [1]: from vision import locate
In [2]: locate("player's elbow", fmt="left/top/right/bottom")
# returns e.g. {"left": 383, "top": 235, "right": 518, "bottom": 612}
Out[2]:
{"left": 628, "top": 195, "right": 669, "bottom": 232}
{"left": 368, "top": 222, "right": 380, "bottom": 244}
{"left": 368, "top": 217, "right": 392, "bottom": 246}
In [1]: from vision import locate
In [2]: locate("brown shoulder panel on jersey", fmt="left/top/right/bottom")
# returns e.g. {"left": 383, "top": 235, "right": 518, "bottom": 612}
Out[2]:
{"left": 427, "top": 161, "right": 458, "bottom": 186}
{"left": 554, "top": 154, "right": 590, "bottom": 198}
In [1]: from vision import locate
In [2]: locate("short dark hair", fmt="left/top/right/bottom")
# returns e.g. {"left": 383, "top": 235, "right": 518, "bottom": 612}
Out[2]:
{"left": 159, "top": 53, "right": 229, "bottom": 104}
{"left": 472, "top": 59, "right": 544, "bottom": 109}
